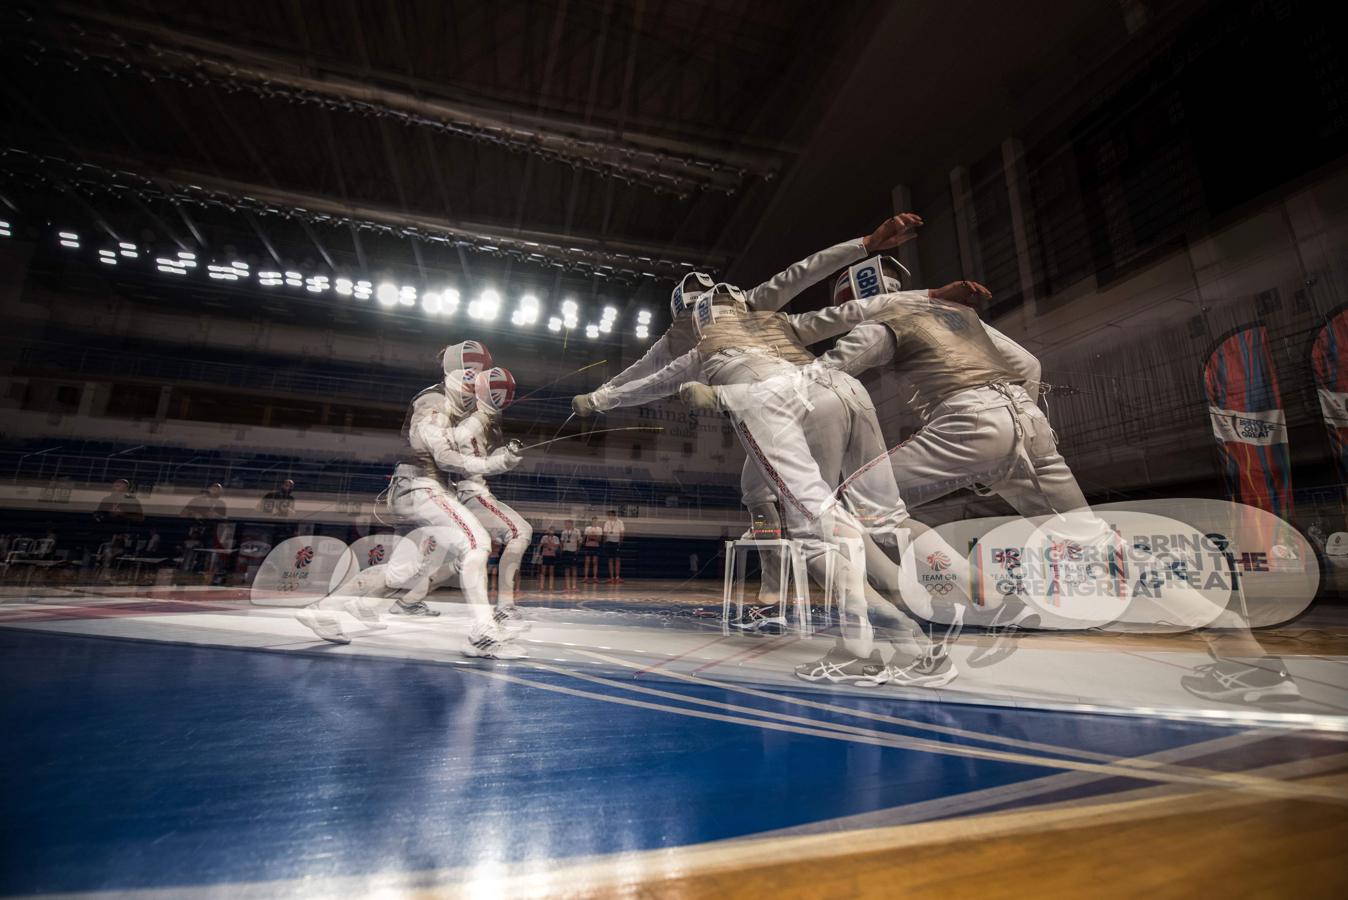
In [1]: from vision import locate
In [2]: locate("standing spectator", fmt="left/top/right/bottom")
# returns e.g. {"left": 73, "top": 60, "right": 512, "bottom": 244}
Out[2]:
{"left": 93, "top": 478, "right": 144, "bottom": 574}
{"left": 259, "top": 479, "right": 298, "bottom": 548}
{"left": 94, "top": 479, "right": 145, "bottom": 528}
{"left": 559, "top": 519, "right": 581, "bottom": 592}
{"left": 180, "top": 484, "right": 229, "bottom": 581}
{"left": 582, "top": 517, "right": 603, "bottom": 584}
{"left": 260, "top": 479, "right": 296, "bottom": 515}
{"left": 603, "top": 509, "right": 626, "bottom": 584}
{"left": 538, "top": 526, "right": 560, "bottom": 592}
{"left": 181, "top": 483, "right": 228, "bottom": 523}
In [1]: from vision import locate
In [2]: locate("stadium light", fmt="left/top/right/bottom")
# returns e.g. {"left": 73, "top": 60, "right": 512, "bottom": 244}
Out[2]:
{"left": 547, "top": 317, "right": 562, "bottom": 332}
{"left": 442, "top": 288, "right": 460, "bottom": 315}
{"left": 422, "top": 291, "right": 443, "bottom": 314}
{"left": 118, "top": 242, "right": 138, "bottom": 258}
{"left": 376, "top": 282, "right": 398, "bottom": 306}
{"left": 0, "top": 220, "right": 11, "bottom": 238}
{"left": 59, "top": 230, "right": 80, "bottom": 249}
{"left": 635, "top": 325, "right": 649, "bottom": 339}
{"left": 637, "top": 310, "right": 651, "bottom": 324}
{"left": 399, "top": 285, "right": 417, "bottom": 306}
{"left": 585, "top": 324, "right": 599, "bottom": 339}
{"left": 335, "top": 278, "right": 353, "bottom": 296}
{"left": 481, "top": 289, "right": 501, "bottom": 320}
{"left": 354, "top": 280, "right": 372, "bottom": 300}
{"left": 155, "top": 257, "right": 188, "bottom": 275}
{"left": 285, "top": 270, "right": 302, "bottom": 287}
{"left": 259, "top": 270, "right": 283, "bottom": 286}
{"left": 98, "top": 249, "right": 117, "bottom": 265}
{"left": 512, "top": 293, "right": 540, "bottom": 326}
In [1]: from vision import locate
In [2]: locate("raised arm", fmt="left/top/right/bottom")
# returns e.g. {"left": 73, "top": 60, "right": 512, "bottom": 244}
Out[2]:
{"left": 591, "top": 349, "right": 704, "bottom": 411}
{"left": 743, "top": 239, "right": 866, "bottom": 313}
{"left": 746, "top": 214, "right": 924, "bottom": 313}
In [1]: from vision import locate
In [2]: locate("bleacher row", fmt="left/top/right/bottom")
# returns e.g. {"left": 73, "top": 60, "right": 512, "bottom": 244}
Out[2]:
{"left": 1, "top": 439, "right": 744, "bottom": 511}
{"left": 14, "top": 335, "right": 421, "bottom": 406}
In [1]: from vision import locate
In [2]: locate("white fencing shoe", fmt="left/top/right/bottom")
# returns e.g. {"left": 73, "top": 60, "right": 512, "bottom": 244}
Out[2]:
{"left": 463, "top": 623, "right": 527, "bottom": 660}
{"left": 296, "top": 609, "right": 351, "bottom": 645}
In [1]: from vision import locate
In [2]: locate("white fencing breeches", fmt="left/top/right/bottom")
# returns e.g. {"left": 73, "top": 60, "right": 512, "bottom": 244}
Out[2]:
{"left": 461, "top": 491, "right": 533, "bottom": 605}
{"left": 888, "top": 384, "right": 1088, "bottom": 517}
{"left": 713, "top": 354, "right": 875, "bottom": 655}
{"left": 387, "top": 484, "right": 491, "bottom": 619}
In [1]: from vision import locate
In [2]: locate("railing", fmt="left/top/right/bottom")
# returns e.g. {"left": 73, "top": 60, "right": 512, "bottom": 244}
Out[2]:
{"left": 0, "top": 449, "right": 743, "bottom": 512}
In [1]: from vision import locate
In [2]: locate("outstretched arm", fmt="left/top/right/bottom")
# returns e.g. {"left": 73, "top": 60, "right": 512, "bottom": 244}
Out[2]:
{"left": 684, "top": 325, "right": 895, "bottom": 412}
{"left": 591, "top": 349, "right": 704, "bottom": 411}
{"left": 814, "top": 322, "right": 897, "bottom": 377}
{"left": 593, "top": 331, "right": 676, "bottom": 393}
{"left": 788, "top": 291, "right": 927, "bottom": 346}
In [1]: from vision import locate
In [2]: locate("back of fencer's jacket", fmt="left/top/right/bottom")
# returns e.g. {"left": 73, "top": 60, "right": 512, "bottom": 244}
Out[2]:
{"left": 872, "top": 299, "right": 1018, "bottom": 415}
{"left": 694, "top": 308, "right": 814, "bottom": 365}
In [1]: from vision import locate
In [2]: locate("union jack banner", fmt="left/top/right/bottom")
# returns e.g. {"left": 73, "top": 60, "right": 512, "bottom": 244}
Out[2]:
{"left": 1202, "top": 326, "right": 1293, "bottom": 518}
{"left": 1312, "top": 307, "right": 1348, "bottom": 496}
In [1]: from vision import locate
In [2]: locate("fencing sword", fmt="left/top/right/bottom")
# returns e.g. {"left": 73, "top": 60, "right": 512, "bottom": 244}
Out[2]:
{"left": 514, "top": 359, "right": 608, "bottom": 403}
{"left": 516, "top": 426, "right": 662, "bottom": 452}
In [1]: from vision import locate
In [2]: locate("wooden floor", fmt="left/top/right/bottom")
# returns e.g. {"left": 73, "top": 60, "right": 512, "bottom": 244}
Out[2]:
{"left": 628, "top": 773, "right": 1348, "bottom": 899}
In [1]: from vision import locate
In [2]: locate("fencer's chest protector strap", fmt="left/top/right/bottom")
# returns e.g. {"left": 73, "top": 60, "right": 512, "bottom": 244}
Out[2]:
{"left": 694, "top": 295, "right": 814, "bottom": 365}
{"left": 874, "top": 301, "right": 1019, "bottom": 414}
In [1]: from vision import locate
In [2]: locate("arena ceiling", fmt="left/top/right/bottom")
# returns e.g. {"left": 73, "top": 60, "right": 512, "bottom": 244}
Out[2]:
{"left": 0, "top": 0, "right": 1198, "bottom": 324}
{"left": 0, "top": 0, "right": 879, "bottom": 296}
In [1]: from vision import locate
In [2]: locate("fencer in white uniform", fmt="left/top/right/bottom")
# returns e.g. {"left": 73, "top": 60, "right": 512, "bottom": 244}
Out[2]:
{"left": 575, "top": 216, "right": 923, "bottom": 414}
{"left": 589, "top": 280, "right": 939, "bottom": 682}
{"left": 573, "top": 217, "right": 924, "bottom": 629}
{"left": 728, "top": 258, "right": 1294, "bottom": 697}
{"left": 309, "top": 342, "right": 526, "bottom": 659}
{"left": 443, "top": 364, "right": 534, "bottom": 632}
{"left": 820, "top": 262, "right": 1080, "bottom": 518}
